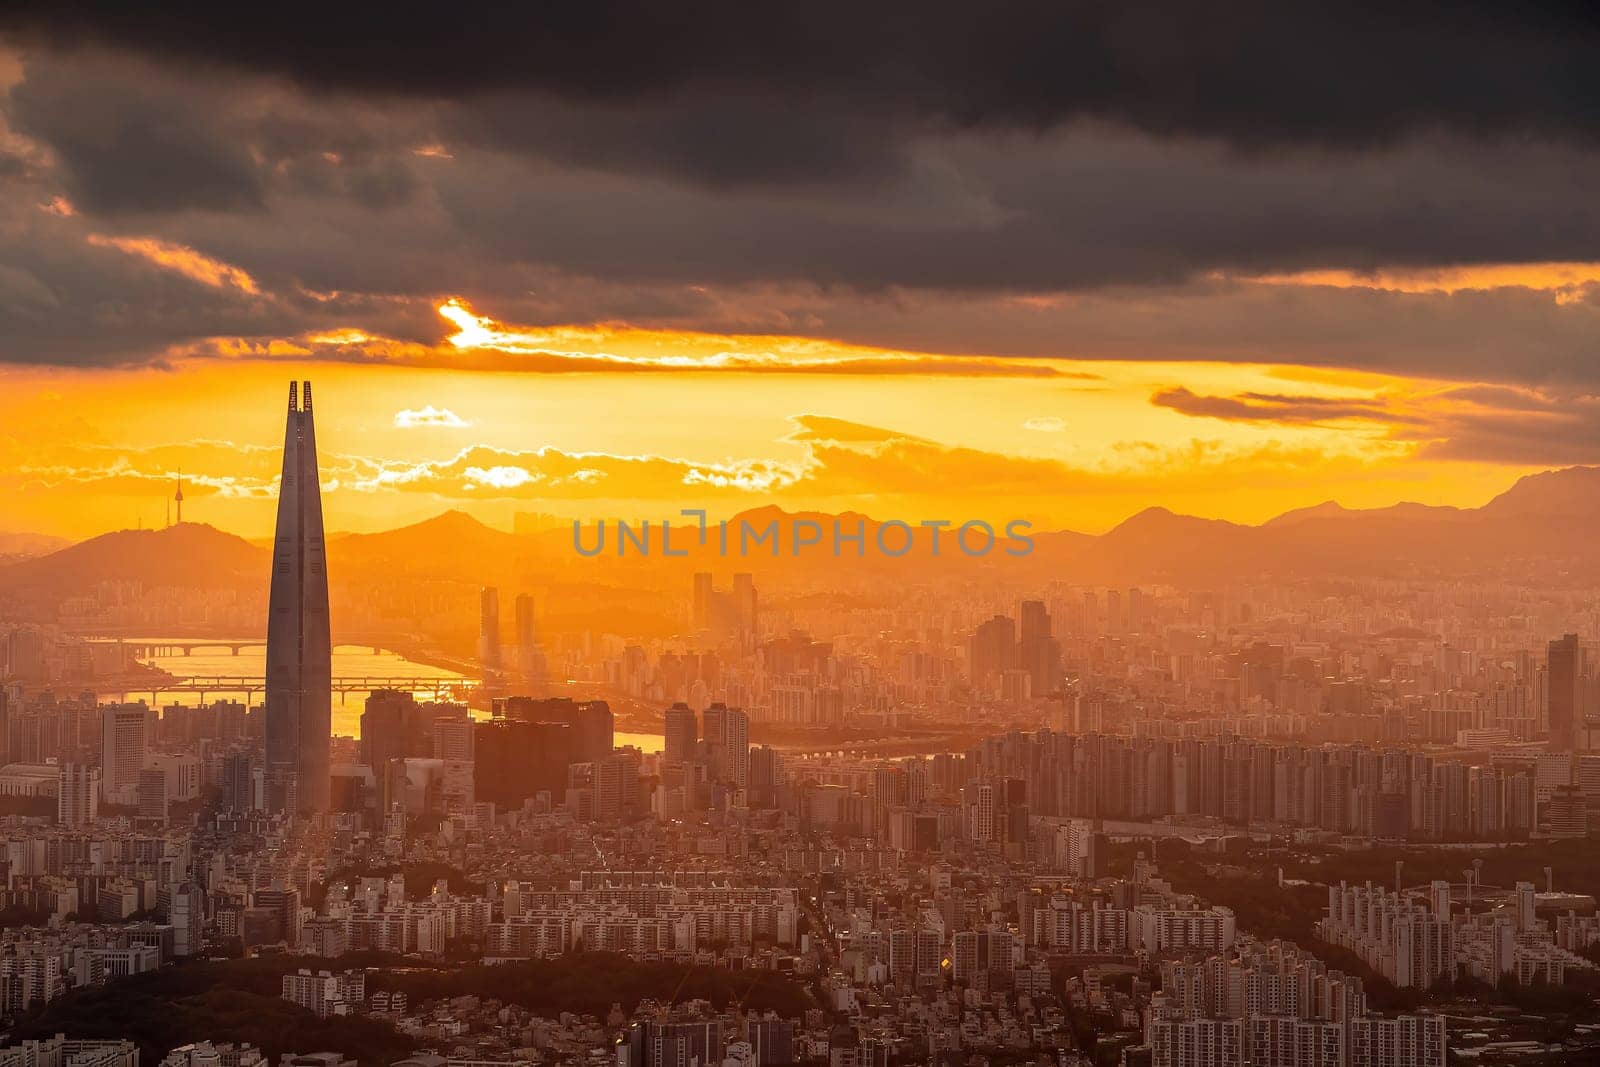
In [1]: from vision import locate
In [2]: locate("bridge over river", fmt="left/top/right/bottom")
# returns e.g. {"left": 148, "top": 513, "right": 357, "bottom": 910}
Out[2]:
{"left": 86, "top": 674, "right": 477, "bottom": 704}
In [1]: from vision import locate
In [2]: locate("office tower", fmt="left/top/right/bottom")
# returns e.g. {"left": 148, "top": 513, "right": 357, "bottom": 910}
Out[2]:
{"left": 1549, "top": 634, "right": 1580, "bottom": 752}
{"left": 136, "top": 767, "right": 168, "bottom": 823}
{"left": 100, "top": 703, "right": 151, "bottom": 804}
{"left": 692, "top": 572, "right": 714, "bottom": 632}
{"left": 514, "top": 593, "right": 546, "bottom": 691}
{"left": 497, "top": 696, "right": 611, "bottom": 762}
{"left": 748, "top": 1020, "right": 796, "bottom": 1067}
{"left": 472, "top": 717, "right": 577, "bottom": 807}
{"left": 433, "top": 713, "right": 475, "bottom": 761}
{"left": 265, "top": 380, "right": 332, "bottom": 815}
{"left": 574, "top": 700, "right": 614, "bottom": 762}
{"left": 732, "top": 572, "right": 758, "bottom": 645}
{"left": 969, "top": 615, "right": 1017, "bottom": 690}
{"left": 254, "top": 887, "right": 303, "bottom": 947}
{"left": 479, "top": 587, "right": 502, "bottom": 678}
{"left": 1019, "top": 600, "right": 1049, "bottom": 645}
{"left": 57, "top": 763, "right": 99, "bottom": 826}
{"left": 4, "top": 628, "right": 45, "bottom": 683}
{"left": 1018, "top": 600, "right": 1061, "bottom": 696}
{"left": 160, "top": 883, "right": 205, "bottom": 957}
{"left": 1106, "top": 588, "right": 1123, "bottom": 632}
{"left": 362, "top": 690, "right": 416, "bottom": 813}
{"left": 637, "top": 1019, "right": 724, "bottom": 1067}
{"left": 592, "top": 751, "right": 639, "bottom": 822}
{"left": 220, "top": 751, "right": 260, "bottom": 812}
{"left": 664, "top": 702, "right": 698, "bottom": 764}
{"left": 748, "top": 745, "right": 781, "bottom": 806}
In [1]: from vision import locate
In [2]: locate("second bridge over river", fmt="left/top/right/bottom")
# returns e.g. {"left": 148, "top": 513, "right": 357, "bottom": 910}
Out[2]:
{"left": 88, "top": 674, "right": 477, "bottom": 704}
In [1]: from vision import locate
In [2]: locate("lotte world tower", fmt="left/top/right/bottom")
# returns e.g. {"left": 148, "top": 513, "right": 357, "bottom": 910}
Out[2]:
{"left": 264, "top": 381, "right": 331, "bottom": 814}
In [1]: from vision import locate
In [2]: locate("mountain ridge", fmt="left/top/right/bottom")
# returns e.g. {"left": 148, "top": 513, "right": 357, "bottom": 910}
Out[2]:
{"left": 2, "top": 465, "right": 1597, "bottom": 597}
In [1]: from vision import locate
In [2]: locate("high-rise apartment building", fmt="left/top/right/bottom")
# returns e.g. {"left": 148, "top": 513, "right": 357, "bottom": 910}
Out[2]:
{"left": 56, "top": 763, "right": 99, "bottom": 826}
{"left": 265, "top": 381, "right": 332, "bottom": 815}
{"left": 703, "top": 702, "right": 751, "bottom": 787}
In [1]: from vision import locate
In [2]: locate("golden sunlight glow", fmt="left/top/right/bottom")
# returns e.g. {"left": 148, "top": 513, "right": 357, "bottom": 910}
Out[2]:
{"left": 1249, "top": 262, "right": 1600, "bottom": 301}
{"left": 87, "top": 234, "right": 261, "bottom": 294}
{"left": 1, "top": 346, "right": 1541, "bottom": 544}
{"left": 435, "top": 298, "right": 1058, "bottom": 374}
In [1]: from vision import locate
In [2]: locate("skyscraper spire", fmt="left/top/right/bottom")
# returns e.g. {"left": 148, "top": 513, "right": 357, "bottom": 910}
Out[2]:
{"left": 265, "top": 380, "right": 332, "bottom": 815}
{"left": 174, "top": 471, "right": 184, "bottom": 525}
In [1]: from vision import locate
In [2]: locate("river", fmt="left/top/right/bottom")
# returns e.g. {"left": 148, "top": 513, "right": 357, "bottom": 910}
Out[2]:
{"left": 132, "top": 640, "right": 664, "bottom": 752}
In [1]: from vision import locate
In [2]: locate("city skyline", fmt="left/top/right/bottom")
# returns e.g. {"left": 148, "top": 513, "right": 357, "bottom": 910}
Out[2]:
{"left": 5, "top": 9, "right": 1600, "bottom": 1067}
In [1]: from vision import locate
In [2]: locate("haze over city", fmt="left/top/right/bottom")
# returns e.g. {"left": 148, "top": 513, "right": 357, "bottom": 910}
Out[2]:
{"left": 5, "top": 7, "right": 1600, "bottom": 1067}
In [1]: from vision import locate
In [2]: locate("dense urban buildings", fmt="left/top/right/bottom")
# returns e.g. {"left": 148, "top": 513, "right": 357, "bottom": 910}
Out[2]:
{"left": 9, "top": 6, "right": 1600, "bottom": 1066}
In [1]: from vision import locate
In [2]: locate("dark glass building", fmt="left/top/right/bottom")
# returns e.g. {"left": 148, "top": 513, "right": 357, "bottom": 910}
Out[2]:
{"left": 265, "top": 381, "right": 332, "bottom": 814}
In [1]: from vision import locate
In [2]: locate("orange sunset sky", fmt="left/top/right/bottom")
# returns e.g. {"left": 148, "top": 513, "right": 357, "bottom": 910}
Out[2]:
{"left": 2, "top": 18, "right": 1600, "bottom": 540}
{"left": 0, "top": 290, "right": 1578, "bottom": 539}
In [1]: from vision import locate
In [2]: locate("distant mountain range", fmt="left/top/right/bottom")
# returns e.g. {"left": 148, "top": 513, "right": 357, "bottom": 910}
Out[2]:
{"left": 3, "top": 466, "right": 1599, "bottom": 606}
{"left": 0, "top": 531, "right": 70, "bottom": 560}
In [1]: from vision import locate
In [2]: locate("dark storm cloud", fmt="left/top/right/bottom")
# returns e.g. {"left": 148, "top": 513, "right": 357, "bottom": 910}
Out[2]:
{"left": 5, "top": 1, "right": 1600, "bottom": 160}
{"left": 3, "top": 10, "right": 1600, "bottom": 437}
{"left": 1149, "top": 387, "right": 1416, "bottom": 425}
{"left": 426, "top": 133, "right": 1600, "bottom": 291}
{"left": 1416, "top": 395, "right": 1600, "bottom": 465}
{"left": 1148, "top": 381, "right": 1600, "bottom": 466}
{"left": 5, "top": 52, "right": 430, "bottom": 218}
{"left": 7, "top": 65, "right": 264, "bottom": 215}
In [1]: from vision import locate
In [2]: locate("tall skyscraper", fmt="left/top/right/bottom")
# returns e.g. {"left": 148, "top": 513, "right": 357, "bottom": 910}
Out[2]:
{"left": 969, "top": 615, "right": 1017, "bottom": 690}
{"left": 732, "top": 572, "right": 757, "bottom": 647}
{"left": 57, "top": 763, "right": 99, "bottom": 826}
{"left": 1018, "top": 600, "right": 1061, "bottom": 696}
{"left": 100, "top": 703, "right": 152, "bottom": 804}
{"left": 515, "top": 593, "right": 546, "bottom": 691}
{"left": 692, "top": 572, "right": 714, "bottom": 632}
{"left": 1548, "top": 633, "right": 1581, "bottom": 752}
{"left": 361, "top": 689, "right": 434, "bottom": 814}
{"left": 265, "top": 381, "right": 332, "bottom": 815}
{"left": 664, "top": 702, "right": 698, "bottom": 764}
{"left": 703, "top": 702, "right": 750, "bottom": 788}
{"left": 479, "top": 587, "right": 502, "bottom": 679}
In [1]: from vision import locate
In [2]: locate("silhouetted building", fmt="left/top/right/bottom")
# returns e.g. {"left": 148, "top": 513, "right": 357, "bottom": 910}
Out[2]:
{"left": 514, "top": 593, "right": 547, "bottom": 691}
{"left": 692, "top": 573, "right": 714, "bottom": 632}
{"left": 479, "top": 587, "right": 502, "bottom": 680}
{"left": 703, "top": 702, "right": 751, "bottom": 787}
{"left": 360, "top": 690, "right": 443, "bottom": 813}
{"left": 664, "top": 702, "right": 697, "bottom": 764}
{"left": 1549, "top": 633, "right": 1580, "bottom": 752}
{"left": 265, "top": 380, "right": 332, "bottom": 815}
{"left": 969, "top": 615, "right": 1017, "bottom": 691}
